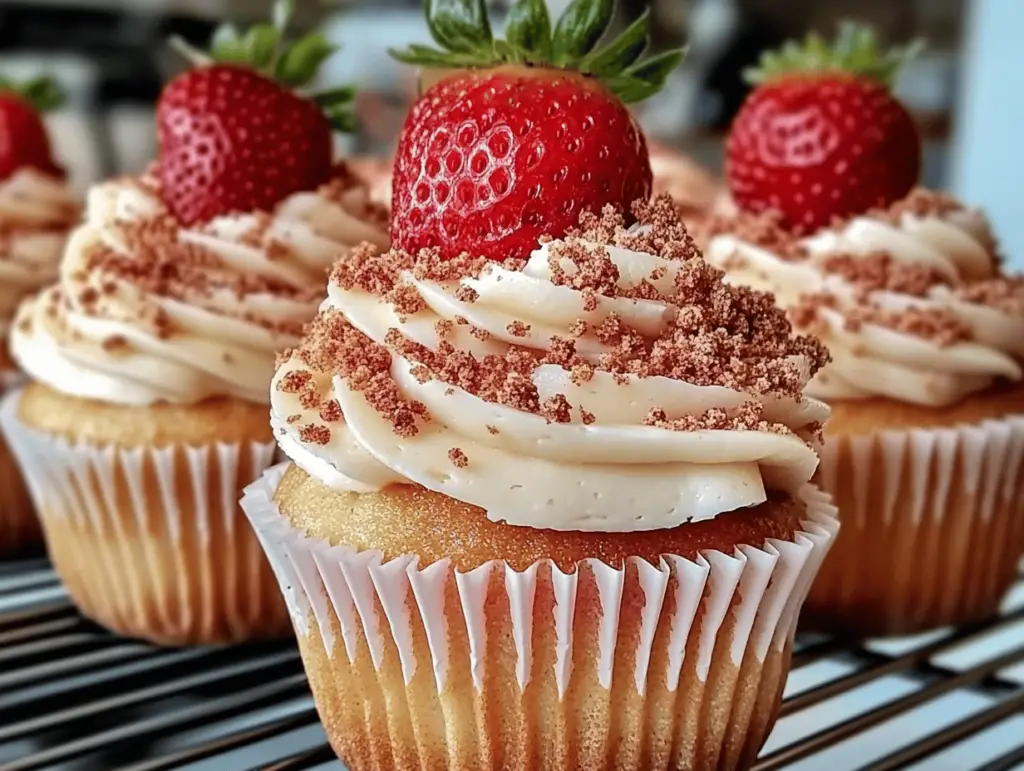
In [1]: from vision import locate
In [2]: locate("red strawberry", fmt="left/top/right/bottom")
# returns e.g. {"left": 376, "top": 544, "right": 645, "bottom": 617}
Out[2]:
{"left": 0, "top": 76, "right": 65, "bottom": 181}
{"left": 156, "top": 2, "right": 356, "bottom": 225}
{"left": 726, "top": 24, "right": 922, "bottom": 233}
{"left": 389, "top": 0, "right": 684, "bottom": 261}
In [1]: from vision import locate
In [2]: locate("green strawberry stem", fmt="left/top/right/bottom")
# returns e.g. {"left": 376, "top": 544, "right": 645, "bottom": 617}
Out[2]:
{"left": 169, "top": 0, "right": 356, "bottom": 132}
{"left": 744, "top": 21, "right": 924, "bottom": 89}
{"left": 390, "top": 0, "right": 686, "bottom": 104}
{"left": 0, "top": 74, "right": 65, "bottom": 113}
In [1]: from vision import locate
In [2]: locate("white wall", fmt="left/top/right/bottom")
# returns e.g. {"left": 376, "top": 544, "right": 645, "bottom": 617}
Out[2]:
{"left": 954, "top": 0, "right": 1024, "bottom": 269}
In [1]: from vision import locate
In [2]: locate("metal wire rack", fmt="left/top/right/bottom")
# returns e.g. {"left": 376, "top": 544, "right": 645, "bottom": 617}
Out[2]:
{"left": 2, "top": 556, "right": 1023, "bottom": 771}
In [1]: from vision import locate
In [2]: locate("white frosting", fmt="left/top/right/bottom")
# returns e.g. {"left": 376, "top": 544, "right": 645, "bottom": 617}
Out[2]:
{"left": 273, "top": 235, "right": 829, "bottom": 532}
{"left": 0, "top": 169, "right": 78, "bottom": 336}
{"left": 241, "top": 462, "right": 840, "bottom": 696}
{"left": 705, "top": 201, "right": 1023, "bottom": 407}
{"left": 11, "top": 174, "right": 388, "bottom": 406}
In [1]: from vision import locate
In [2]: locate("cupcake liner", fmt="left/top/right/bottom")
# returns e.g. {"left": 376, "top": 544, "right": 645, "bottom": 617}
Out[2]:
{"left": 242, "top": 463, "right": 838, "bottom": 771}
{"left": 0, "top": 388, "right": 290, "bottom": 645}
{"left": 808, "top": 413, "right": 1024, "bottom": 636}
{"left": 0, "top": 371, "right": 40, "bottom": 554}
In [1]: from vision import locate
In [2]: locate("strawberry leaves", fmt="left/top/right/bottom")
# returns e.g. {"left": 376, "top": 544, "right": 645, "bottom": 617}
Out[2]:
{"left": 505, "top": 0, "right": 552, "bottom": 60}
{"left": 172, "top": 0, "right": 355, "bottom": 132}
{"left": 390, "top": 0, "right": 684, "bottom": 104}
{"left": 0, "top": 74, "right": 65, "bottom": 113}
{"left": 744, "top": 21, "right": 924, "bottom": 89}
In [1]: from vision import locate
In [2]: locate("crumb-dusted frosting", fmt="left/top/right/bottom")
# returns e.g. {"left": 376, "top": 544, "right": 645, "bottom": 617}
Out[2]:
{"left": 10, "top": 166, "right": 389, "bottom": 405}
{"left": 706, "top": 188, "right": 1022, "bottom": 407}
{"left": 271, "top": 196, "right": 831, "bottom": 533}
{"left": 0, "top": 169, "right": 79, "bottom": 341}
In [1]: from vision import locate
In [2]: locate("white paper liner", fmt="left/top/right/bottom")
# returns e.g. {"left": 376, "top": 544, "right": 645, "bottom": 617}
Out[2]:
{"left": 243, "top": 463, "right": 839, "bottom": 697}
{"left": 811, "top": 413, "right": 1024, "bottom": 633}
{"left": 0, "top": 388, "right": 288, "bottom": 643}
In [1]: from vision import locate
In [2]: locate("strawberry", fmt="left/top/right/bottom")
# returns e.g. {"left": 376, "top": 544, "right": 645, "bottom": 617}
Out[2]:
{"left": 0, "top": 75, "right": 65, "bottom": 181}
{"left": 389, "top": 0, "right": 684, "bottom": 261}
{"left": 157, "top": 0, "right": 356, "bottom": 226}
{"left": 726, "top": 23, "right": 922, "bottom": 233}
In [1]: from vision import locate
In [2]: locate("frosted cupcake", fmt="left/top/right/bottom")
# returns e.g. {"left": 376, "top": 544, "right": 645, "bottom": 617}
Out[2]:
{"left": 705, "top": 190, "right": 1024, "bottom": 636}
{"left": 242, "top": 197, "right": 838, "bottom": 769}
{"left": 0, "top": 76, "right": 79, "bottom": 552}
{"left": 702, "top": 25, "right": 1024, "bottom": 636}
{"left": 0, "top": 6, "right": 389, "bottom": 644}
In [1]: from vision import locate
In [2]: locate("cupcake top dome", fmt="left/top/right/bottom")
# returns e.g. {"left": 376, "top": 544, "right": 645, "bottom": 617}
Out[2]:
{"left": 271, "top": 197, "right": 831, "bottom": 532}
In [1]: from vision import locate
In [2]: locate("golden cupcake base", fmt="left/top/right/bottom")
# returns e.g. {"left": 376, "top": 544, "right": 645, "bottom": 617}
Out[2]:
{"left": 807, "top": 386, "right": 1024, "bottom": 637}
{"left": 1, "top": 383, "right": 291, "bottom": 646}
{"left": 244, "top": 463, "right": 838, "bottom": 771}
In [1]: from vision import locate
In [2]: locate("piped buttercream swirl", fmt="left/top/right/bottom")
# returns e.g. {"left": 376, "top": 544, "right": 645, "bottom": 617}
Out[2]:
{"left": 272, "top": 198, "right": 830, "bottom": 532}
{"left": 0, "top": 169, "right": 79, "bottom": 338}
{"left": 11, "top": 167, "right": 389, "bottom": 405}
{"left": 704, "top": 190, "right": 1023, "bottom": 407}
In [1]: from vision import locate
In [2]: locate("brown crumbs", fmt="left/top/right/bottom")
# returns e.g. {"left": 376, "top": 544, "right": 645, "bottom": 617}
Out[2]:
{"left": 298, "top": 424, "right": 332, "bottom": 445}
{"left": 448, "top": 447, "right": 469, "bottom": 468}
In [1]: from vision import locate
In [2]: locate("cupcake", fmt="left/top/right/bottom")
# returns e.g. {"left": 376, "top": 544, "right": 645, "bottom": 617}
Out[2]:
{"left": 243, "top": 7, "right": 839, "bottom": 766}
{"left": 245, "top": 189, "right": 839, "bottom": 769}
{"left": 706, "top": 26, "right": 1024, "bottom": 636}
{"left": 0, "top": 77, "right": 79, "bottom": 552}
{"left": 0, "top": 8, "right": 388, "bottom": 644}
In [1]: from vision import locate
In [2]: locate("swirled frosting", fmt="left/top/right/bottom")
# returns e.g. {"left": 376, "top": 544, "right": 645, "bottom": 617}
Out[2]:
{"left": 271, "top": 198, "right": 830, "bottom": 532}
{"left": 703, "top": 190, "right": 1024, "bottom": 407}
{"left": 10, "top": 167, "right": 389, "bottom": 405}
{"left": 0, "top": 169, "right": 79, "bottom": 339}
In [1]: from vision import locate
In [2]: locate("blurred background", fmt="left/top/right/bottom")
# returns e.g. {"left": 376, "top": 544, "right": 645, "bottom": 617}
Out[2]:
{"left": 0, "top": 0, "right": 1019, "bottom": 259}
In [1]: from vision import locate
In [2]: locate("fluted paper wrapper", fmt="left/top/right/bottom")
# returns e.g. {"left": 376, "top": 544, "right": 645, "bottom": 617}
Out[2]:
{"left": 0, "top": 371, "right": 39, "bottom": 553}
{"left": 243, "top": 463, "right": 838, "bottom": 771}
{"left": 808, "top": 413, "right": 1024, "bottom": 636}
{"left": 0, "top": 389, "right": 290, "bottom": 645}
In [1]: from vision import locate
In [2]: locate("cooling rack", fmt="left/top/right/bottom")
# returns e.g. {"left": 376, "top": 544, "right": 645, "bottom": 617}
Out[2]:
{"left": 1, "top": 556, "right": 1022, "bottom": 771}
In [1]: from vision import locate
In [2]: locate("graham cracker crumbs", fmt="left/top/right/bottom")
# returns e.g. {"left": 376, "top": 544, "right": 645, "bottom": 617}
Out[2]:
{"left": 83, "top": 207, "right": 315, "bottom": 337}
{"left": 455, "top": 285, "right": 479, "bottom": 303}
{"left": 385, "top": 282, "right": 427, "bottom": 318}
{"left": 507, "top": 320, "right": 531, "bottom": 337}
{"left": 469, "top": 326, "right": 492, "bottom": 341}
{"left": 486, "top": 424, "right": 499, "bottom": 435}
{"left": 694, "top": 209, "right": 807, "bottom": 260}
{"left": 298, "top": 424, "right": 331, "bottom": 445}
{"left": 448, "top": 447, "right": 469, "bottom": 468}
{"left": 278, "top": 369, "right": 313, "bottom": 393}
{"left": 319, "top": 399, "right": 343, "bottom": 423}
{"left": 101, "top": 335, "right": 128, "bottom": 352}
{"left": 540, "top": 393, "right": 573, "bottom": 424}
{"left": 294, "top": 310, "right": 428, "bottom": 437}
{"left": 331, "top": 243, "right": 491, "bottom": 297}
{"left": 848, "top": 305, "right": 973, "bottom": 347}
{"left": 434, "top": 319, "right": 454, "bottom": 338}
{"left": 642, "top": 402, "right": 788, "bottom": 434}
{"left": 289, "top": 197, "right": 828, "bottom": 442}
{"left": 286, "top": 414, "right": 302, "bottom": 424}
{"left": 793, "top": 291, "right": 973, "bottom": 347}
{"left": 820, "top": 251, "right": 949, "bottom": 297}
{"left": 956, "top": 277, "right": 1024, "bottom": 316}
{"left": 871, "top": 188, "right": 965, "bottom": 225}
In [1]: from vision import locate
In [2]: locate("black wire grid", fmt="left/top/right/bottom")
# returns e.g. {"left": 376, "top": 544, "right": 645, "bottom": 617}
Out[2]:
{"left": 1, "top": 558, "right": 1023, "bottom": 771}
